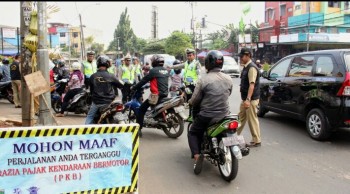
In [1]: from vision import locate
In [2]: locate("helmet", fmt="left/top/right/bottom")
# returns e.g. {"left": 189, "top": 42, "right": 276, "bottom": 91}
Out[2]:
{"left": 58, "top": 60, "right": 65, "bottom": 67}
{"left": 205, "top": 50, "right": 224, "bottom": 71}
{"left": 174, "top": 69, "right": 182, "bottom": 74}
{"left": 71, "top": 62, "right": 81, "bottom": 71}
{"left": 2, "top": 57, "right": 9, "bottom": 65}
{"left": 151, "top": 54, "right": 164, "bottom": 67}
{"left": 97, "top": 55, "right": 111, "bottom": 68}
{"left": 173, "top": 59, "right": 181, "bottom": 66}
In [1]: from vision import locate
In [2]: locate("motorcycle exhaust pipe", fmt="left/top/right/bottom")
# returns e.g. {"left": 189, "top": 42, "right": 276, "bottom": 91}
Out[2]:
{"left": 232, "top": 145, "right": 243, "bottom": 160}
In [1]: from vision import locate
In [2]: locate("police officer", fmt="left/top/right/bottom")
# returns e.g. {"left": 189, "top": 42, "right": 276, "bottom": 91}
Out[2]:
{"left": 107, "top": 58, "right": 119, "bottom": 96}
{"left": 82, "top": 51, "right": 97, "bottom": 89}
{"left": 236, "top": 48, "right": 262, "bottom": 147}
{"left": 187, "top": 50, "right": 233, "bottom": 175}
{"left": 170, "top": 48, "right": 201, "bottom": 119}
{"left": 118, "top": 54, "right": 136, "bottom": 103}
{"left": 132, "top": 57, "right": 143, "bottom": 83}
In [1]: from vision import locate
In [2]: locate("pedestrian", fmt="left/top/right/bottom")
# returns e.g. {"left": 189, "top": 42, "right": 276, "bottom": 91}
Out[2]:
{"left": 236, "top": 48, "right": 262, "bottom": 147}
{"left": 256, "top": 59, "right": 261, "bottom": 68}
{"left": 82, "top": 51, "right": 97, "bottom": 89}
{"left": 10, "top": 54, "right": 21, "bottom": 108}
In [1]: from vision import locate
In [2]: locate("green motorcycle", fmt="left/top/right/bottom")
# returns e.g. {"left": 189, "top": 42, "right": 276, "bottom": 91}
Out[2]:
{"left": 187, "top": 114, "right": 250, "bottom": 182}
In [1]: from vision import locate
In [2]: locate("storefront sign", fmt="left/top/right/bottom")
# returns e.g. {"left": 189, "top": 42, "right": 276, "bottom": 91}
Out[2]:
{"left": 0, "top": 124, "right": 139, "bottom": 194}
{"left": 279, "top": 34, "right": 299, "bottom": 43}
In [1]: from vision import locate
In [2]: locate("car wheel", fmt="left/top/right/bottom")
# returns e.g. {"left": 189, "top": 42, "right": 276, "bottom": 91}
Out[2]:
{"left": 306, "top": 108, "right": 331, "bottom": 141}
{"left": 257, "top": 102, "right": 267, "bottom": 117}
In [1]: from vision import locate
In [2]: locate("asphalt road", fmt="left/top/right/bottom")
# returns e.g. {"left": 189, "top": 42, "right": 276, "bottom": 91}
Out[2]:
{"left": 1, "top": 76, "right": 349, "bottom": 193}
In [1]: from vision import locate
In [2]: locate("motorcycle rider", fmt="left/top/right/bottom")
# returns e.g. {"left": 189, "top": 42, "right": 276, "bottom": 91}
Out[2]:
{"left": 169, "top": 48, "right": 201, "bottom": 119}
{"left": 55, "top": 62, "right": 85, "bottom": 117}
{"left": 0, "top": 58, "right": 11, "bottom": 82}
{"left": 85, "top": 55, "right": 124, "bottom": 124}
{"left": 55, "top": 59, "right": 70, "bottom": 95}
{"left": 82, "top": 51, "right": 97, "bottom": 89}
{"left": 131, "top": 54, "right": 169, "bottom": 137}
{"left": 187, "top": 50, "right": 233, "bottom": 175}
{"left": 169, "top": 60, "right": 184, "bottom": 97}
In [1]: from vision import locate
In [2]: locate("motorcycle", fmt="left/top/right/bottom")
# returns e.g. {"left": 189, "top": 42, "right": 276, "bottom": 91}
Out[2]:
{"left": 0, "top": 81, "right": 14, "bottom": 104}
{"left": 52, "top": 87, "right": 91, "bottom": 115}
{"left": 187, "top": 114, "right": 250, "bottom": 182}
{"left": 124, "top": 85, "right": 186, "bottom": 138}
{"left": 93, "top": 99, "right": 128, "bottom": 124}
{"left": 51, "top": 79, "right": 68, "bottom": 113}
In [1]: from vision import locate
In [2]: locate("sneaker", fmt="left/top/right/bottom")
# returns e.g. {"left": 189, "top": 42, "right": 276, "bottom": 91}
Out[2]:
{"left": 193, "top": 154, "right": 204, "bottom": 175}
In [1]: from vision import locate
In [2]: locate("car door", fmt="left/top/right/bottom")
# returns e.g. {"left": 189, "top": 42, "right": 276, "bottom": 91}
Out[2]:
{"left": 260, "top": 57, "right": 293, "bottom": 112}
{"left": 283, "top": 55, "right": 315, "bottom": 118}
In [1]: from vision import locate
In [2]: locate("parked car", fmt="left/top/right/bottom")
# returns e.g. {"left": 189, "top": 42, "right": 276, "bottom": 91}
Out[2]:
{"left": 221, "top": 56, "right": 240, "bottom": 78}
{"left": 258, "top": 49, "right": 350, "bottom": 141}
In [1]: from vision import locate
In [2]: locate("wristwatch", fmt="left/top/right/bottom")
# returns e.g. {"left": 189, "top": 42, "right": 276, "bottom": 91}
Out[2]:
{"left": 246, "top": 97, "right": 251, "bottom": 101}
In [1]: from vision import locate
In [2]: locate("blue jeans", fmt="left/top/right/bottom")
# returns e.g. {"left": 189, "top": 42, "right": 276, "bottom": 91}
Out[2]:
{"left": 85, "top": 102, "right": 105, "bottom": 124}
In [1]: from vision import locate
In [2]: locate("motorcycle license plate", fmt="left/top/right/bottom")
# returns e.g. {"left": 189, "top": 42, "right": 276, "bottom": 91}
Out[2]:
{"left": 222, "top": 134, "right": 245, "bottom": 147}
{"left": 174, "top": 106, "right": 185, "bottom": 113}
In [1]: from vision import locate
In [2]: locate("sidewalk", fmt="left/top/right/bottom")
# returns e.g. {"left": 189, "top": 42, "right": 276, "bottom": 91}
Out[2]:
{"left": 0, "top": 99, "right": 86, "bottom": 127}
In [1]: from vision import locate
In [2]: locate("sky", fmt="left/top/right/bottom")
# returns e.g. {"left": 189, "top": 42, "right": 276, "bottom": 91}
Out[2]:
{"left": 1, "top": 1, "right": 265, "bottom": 49}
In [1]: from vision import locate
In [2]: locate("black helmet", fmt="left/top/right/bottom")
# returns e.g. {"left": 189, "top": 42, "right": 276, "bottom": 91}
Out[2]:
{"left": 58, "top": 60, "right": 65, "bottom": 67}
{"left": 97, "top": 55, "right": 111, "bottom": 68}
{"left": 173, "top": 59, "right": 181, "bottom": 66}
{"left": 205, "top": 50, "right": 224, "bottom": 71}
{"left": 151, "top": 54, "right": 164, "bottom": 67}
{"left": 2, "top": 57, "right": 9, "bottom": 65}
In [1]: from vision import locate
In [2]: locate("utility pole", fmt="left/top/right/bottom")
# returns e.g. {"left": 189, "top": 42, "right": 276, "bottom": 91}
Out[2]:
{"left": 37, "top": 1, "right": 53, "bottom": 125}
{"left": 20, "top": 1, "right": 34, "bottom": 126}
{"left": 191, "top": 2, "right": 196, "bottom": 50}
{"left": 79, "top": 14, "right": 86, "bottom": 61}
{"left": 306, "top": 1, "right": 311, "bottom": 51}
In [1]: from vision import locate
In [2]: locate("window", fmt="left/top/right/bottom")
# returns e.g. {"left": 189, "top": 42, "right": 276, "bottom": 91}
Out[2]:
{"left": 60, "top": 43, "right": 66, "bottom": 48}
{"left": 74, "top": 43, "right": 78, "bottom": 48}
{"left": 60, "top": 32, "right": 65, "bottom": 37}
{"left": 73, "top": 32, "right": 79, "bottom": 38}
{"left": 268, "top": 9, "right": 275, "bottom": 20}
{"left": 346, "top": 29, "right": 350, "bottom": 33}
{"left": 270, "top": 58, "right": 292, "bottom": 78}
{"left": 295, "top": 5, "right": 301, "bottom": 10}
{"left": 288, "top": 56, "right": 314, "bottom": 77}
{"left": 329, "top": 27, "right": 338, "bottom": 33}
{"left": 280, "top": 4, "right": 286, "bottom": 16}
{"left": 328, "top": 1, "right": 340, "bottom": 8}
{"left": 314, "top": 56, "right": 335, "bottom": 76}
{"left": 346, "top": 1, "right": 350, "bottom": 10}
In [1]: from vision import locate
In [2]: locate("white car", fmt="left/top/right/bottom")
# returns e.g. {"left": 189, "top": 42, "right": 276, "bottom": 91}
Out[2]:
{"left": 221, "top": 56, "right": 240, "bottom": 78}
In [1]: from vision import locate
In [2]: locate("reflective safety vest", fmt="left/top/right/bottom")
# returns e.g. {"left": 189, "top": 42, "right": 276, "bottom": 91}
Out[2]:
{"left": 121, "top": 65, "right": 135, "bottom": 83}
{"left": 184, "top": 60, "right": 198, "bottom": 83}
{"left": 108, "top": 64, "right": 115, "bottom": 75}
{"left": 134, "top": 64, "right": 141, "bottom": 75}
{"left": 83, "top": 60, "right": 97, "bottom": 77}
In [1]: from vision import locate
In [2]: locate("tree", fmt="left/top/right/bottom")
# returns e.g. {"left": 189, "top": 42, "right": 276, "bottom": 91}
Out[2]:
{"left": 108, "top": 7, "right": 135, "bottom": 54}
{"left": 164, "top": 31, "right": 193, "bottom": 58}
{"left": 142, "top": 41, "right": 166, "bottom": 55}
{"left": 84, "top": 35, "right": 94, "bottom": 51}
{"left": 90, "top": 43, "right": 104, "bottom": 55}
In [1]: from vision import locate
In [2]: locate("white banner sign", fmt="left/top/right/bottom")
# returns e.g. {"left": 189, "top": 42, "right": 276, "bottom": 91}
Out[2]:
{"left": 2, "top": 28, "right": 16, "bottom": 38}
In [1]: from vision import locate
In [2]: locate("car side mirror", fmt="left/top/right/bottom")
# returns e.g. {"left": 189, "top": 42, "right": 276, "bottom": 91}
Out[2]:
{"left": 269, "top": 73, "right": 278, "bottom": 81}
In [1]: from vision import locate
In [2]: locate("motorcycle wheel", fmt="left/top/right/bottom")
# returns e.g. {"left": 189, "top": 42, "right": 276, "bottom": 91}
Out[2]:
{"left": 162, "top": 112, "right": 184, "bottom": 138}
{"left": 218, "top": 138, "right": 239, "bottom": 182}
{"left": 52, "top": 101, "right": 62, "bottom": 113}
{"left": 6, "top": 88, "right": 14, "bottom": 104}
{"left": 125, "top": 108, "right": 137, "bottom": 124}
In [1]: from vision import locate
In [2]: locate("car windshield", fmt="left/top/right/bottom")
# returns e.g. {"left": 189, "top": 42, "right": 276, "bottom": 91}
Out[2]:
{"left": 224, "top": 57, "right": 237, "bottom": 66}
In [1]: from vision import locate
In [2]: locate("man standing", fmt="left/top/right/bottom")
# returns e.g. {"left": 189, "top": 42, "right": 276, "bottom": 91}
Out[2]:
{"left": 132, "top": 57, "right": 143, "bottom": 83}
{"left": 237, "top": 48, "right": 262, "bottom": 147}
{"left": 82, "top": 51, "right": 97, "bottom": 89}
{"left": 10, "top": 54, "right": 21, "bottom": 108}
{"left": 118, "top": 54, "right": 136, "bottom": 104}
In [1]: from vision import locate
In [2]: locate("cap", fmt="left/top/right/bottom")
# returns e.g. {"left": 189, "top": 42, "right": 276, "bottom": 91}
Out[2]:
{"left": 186, "top": 48, "right": 195, "bottom": 54}
{"left": 124, "top": 54, "right": 131, "bottom": 60}
{"left": 239, "top": 48, "right": 252, "bottom": 57}
{"left": 256, "top": 60, "right": 260, "bottom": 63}
{"left": 87, "top": 50, "right": 95, "bottom": 55}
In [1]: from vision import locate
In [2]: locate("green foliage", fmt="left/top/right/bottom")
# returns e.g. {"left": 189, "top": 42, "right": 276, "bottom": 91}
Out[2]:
{"left": 143, "top": 41, "right": 166, "bottom": 55}
{"left": 164, "top": 31, "right": 193, "bottom": 57}
{"left": 90, "top": 43, "right": 104, "bottom": 55}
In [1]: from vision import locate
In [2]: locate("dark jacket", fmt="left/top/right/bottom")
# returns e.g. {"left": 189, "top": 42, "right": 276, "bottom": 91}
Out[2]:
{"left": 240, "top": 62, "right": 260, "bottom": 101}
{"left": 10, "top": 61, "right": 21, "bottom": 81}
{"left": 189, "top": 68, "right": 233, "bottom": 119}
{"left": 89, "top": 69, "right": 124, "bottom": 105}
{"left": 133, "top": 66, "right": 169, "bottom": 97}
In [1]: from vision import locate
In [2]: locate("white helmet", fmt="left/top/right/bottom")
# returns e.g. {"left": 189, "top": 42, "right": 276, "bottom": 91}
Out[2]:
{"left": 71, "top": 62, "right": 81, "bottom": 71}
